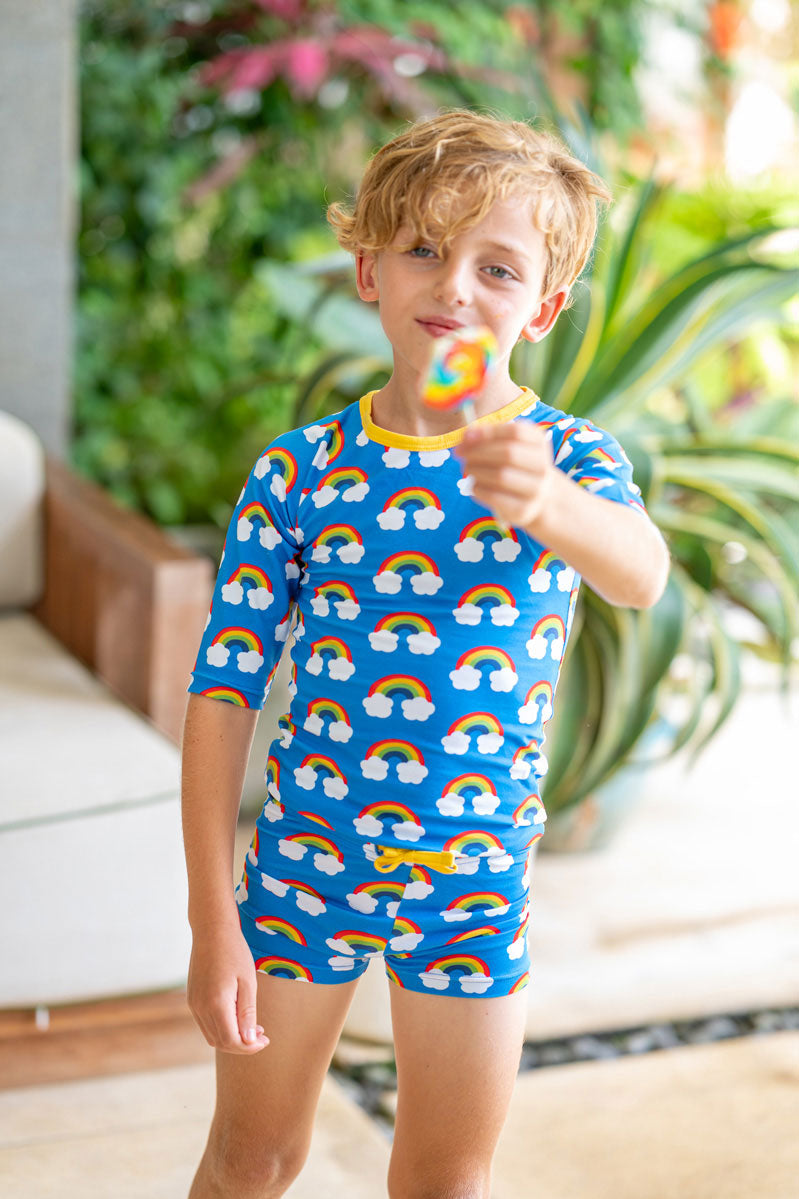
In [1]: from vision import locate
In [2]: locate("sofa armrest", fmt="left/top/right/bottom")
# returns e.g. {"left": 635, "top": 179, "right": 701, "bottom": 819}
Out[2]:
{"left": 28, "top": 455, "right": 214, "bottom": 743}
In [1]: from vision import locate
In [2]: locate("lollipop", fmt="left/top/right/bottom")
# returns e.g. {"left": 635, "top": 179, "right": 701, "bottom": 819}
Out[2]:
{"left": 421, "top": 324, "right": 497, "bottom": 425}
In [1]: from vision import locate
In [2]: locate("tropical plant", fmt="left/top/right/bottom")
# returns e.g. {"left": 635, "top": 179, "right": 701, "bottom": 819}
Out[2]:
{"left": 258, "top": 165, "right": 799, "bottom": 822}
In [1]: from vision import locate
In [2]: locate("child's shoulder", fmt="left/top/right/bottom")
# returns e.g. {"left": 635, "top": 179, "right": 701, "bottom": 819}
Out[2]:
{"left": 255, "top": 398, "right": 362, "bottom": 461}
{"left": 520, "top": 395, "right": 631, "bottom": 467}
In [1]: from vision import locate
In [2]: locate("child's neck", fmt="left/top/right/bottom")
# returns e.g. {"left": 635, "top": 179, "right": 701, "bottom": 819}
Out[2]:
{"left": 369, "top": 375, "right": 525, "bottom": 439}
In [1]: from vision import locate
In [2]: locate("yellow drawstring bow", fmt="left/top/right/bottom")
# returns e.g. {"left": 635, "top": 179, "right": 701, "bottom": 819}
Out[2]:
{"left": 372, "top": 846, "right": 459, "bottom": 874}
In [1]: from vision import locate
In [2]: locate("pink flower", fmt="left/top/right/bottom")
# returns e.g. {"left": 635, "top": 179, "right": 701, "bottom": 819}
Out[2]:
{"left": 284, "top": 39, "right": 329, "bottom": 97}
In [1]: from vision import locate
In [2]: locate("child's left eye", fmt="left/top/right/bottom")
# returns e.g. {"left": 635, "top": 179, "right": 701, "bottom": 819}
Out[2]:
{"left": 486, "top": 265, "right": 513, "bottom": 280}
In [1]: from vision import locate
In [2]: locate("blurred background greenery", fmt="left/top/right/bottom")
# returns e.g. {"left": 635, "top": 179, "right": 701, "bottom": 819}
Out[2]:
{"left": 74, "top": 0, "right": 799, "bottom": 835}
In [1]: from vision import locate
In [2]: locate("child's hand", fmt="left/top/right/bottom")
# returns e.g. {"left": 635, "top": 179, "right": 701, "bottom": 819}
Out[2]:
{"left": 454, "top": 421, "right": 555, "bottom": 529}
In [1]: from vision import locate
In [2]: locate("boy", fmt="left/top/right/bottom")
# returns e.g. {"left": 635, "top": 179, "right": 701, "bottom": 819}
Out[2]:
{"left": 181, "top": 109, "right": 670, "bottom": 1199}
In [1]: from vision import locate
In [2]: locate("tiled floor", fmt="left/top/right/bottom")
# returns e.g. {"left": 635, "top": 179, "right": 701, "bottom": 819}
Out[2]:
{"left": 0, "top": 1063, "right": 390, "bottom": 1199}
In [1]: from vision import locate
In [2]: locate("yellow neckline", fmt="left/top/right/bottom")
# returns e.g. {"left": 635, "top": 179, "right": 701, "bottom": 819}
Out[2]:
{"left": 359, "top": 387, "right": 539, "bottom": 450}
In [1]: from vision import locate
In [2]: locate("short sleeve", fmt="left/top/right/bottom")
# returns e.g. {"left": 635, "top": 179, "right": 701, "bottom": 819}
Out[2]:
{"left": 553, "top": 417, "right": 649, "bottom": 518}
{"left": 186, "top": 443, "right": 304, "bottom": 709}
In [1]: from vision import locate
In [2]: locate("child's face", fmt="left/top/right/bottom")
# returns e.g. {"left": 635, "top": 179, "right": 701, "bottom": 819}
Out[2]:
{"left": 355, "top": 195, "right": 568, "bottom": 386}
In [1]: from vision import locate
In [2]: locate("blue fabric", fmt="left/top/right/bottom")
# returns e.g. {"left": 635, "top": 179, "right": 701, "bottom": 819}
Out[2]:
{"left": 187, "top": 386, "right": 648, "bottom": 995}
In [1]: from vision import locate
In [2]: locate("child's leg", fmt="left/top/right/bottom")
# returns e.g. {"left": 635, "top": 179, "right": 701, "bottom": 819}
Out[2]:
{"left": 189, "top": 970, "right": 361, "bottom": 1199}
{"left": 386, "top": 983, "right": 529, "bottom": 1199}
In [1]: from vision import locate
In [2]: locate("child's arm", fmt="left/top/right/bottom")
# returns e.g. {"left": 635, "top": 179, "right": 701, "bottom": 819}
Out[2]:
{"left": 180, "top": 692, "right": 270, "bottom": 1055}
{"left": 455, "top": 420, "right": 670, "bottom": 609}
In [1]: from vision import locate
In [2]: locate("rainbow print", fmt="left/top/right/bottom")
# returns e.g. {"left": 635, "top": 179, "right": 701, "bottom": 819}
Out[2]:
{"left": 326, "top": 930, "right": 388, "bottom": 957}
{"left": 509, "top": 972, "right": 530, "bottom": 993}
{"left": 442, "top": 890, "right": 511, "bottom": 918}
{"left": 298, "top": 809, "right": 335, "bottom": 829}
{"left": 526, "top": 614, "right": 566, "bottom": 662}
{"left": 363, "top": 675, "right": 435, "bottom": 722}
{"left": 373, "top": 550, "right": 443, "bottom": 596}
{"left": 453, "top": 583, "right": 518, "bottom": 626}
{"left": 512, "top": 794, "right": 547, "bottom": 831}
{"left": 254, "top": 916, "right": 307, "bottom": 944}
{"left": 518, "top": 681, "right": 554, "bottom": 726}
{"left": 454, "top": 517, "right": 521, "bottom": 563}
{"left": 304, "top": 635, "right": 355, "bottom": 681}
{"left": 255, "top": 956, "right": 312, "bottom": 981}
{"left": 312, "top": 524, "right": 365, "bottom": 564}
{"left": 256, "top": 446, "right": 298, "bottom": 493}
{"left": 377, "top": 487, "right": 445, "bottom": 532}
{"left": 445, "top": 924, "right": 500, "bottom": 944}
{"left": 441, "top": 711, "right": 504, "bottom": 756}
{"left": 302, "top": 696, "right": 353, "bottom": 742}
{"left": 442, "top": 829, "right": 505, "bottom": 857}
{"left": 198, "top": 685, "right": 250, "bottom": 707}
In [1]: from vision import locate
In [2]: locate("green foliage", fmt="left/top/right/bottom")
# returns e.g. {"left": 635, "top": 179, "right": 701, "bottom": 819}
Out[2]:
{"left": 75, "top": 0, "right": 658, "bottom": 523}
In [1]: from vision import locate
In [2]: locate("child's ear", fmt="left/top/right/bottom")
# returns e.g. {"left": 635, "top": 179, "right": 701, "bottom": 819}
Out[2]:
{"left": 355, "top": 251, "right": 379, "bottom": 302}
{"left": 518, "top": 288, "right": 570, "bottom": 343}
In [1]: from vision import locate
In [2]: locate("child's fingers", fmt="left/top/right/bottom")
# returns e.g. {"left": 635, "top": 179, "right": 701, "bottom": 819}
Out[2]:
{"left": 237, "top": 973, "right": 270, "bottom": 1051}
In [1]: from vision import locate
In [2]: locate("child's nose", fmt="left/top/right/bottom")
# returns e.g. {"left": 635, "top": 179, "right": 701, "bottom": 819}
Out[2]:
{"left": 432, "top": 259, "right": 472, "bottom": 307}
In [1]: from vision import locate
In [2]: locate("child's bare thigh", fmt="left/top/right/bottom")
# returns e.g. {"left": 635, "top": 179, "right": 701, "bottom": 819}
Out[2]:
{"left": 209, "top": 971, "right": 361, "bottom": 1173}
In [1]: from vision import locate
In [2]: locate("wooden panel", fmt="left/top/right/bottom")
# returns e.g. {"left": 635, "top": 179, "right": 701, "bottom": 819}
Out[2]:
{"left": 30, "top": 456, "right": 214, "bottom": 743}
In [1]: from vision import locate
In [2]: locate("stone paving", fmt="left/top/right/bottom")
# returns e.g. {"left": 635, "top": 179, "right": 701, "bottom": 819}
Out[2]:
{"left": 2, "top": 674, "right": 797, "bottom": 1196}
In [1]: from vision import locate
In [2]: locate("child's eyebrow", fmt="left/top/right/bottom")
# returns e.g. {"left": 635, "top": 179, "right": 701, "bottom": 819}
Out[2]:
{"left": 479, "top": 240, "right": 533, "bottom": 262}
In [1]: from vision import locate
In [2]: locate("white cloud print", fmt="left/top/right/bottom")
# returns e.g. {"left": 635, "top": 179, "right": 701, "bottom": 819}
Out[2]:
{"left": 391, "top": 820, "right": 422, "bottom": 839}
{"left": 490, "top": 604, "right": 519, "bottom": 626}
{"left": 489, "top": 667, "right": 518, "bottom": 691}
{"left": 361, "top": 756, "right": 389, "bottom": 781}
{"left": 396, "top": 760, "right": 428, "bottom": 784}
{"left": 278, "top": 838, "right": 306, "bottom": 860}
{"left": 528, "top": 568, "right": 552, "bottom": 593}
{"left": 453, "top": 603, "right": 482, "bottom": 626}
{"left": 373, "top": 570, "right": 402, "bottom": 594}
{"left": 383, "top": 447, "right": 410, "bottom": 469}
{"left": 323, "top": 775, "right": 348, "bottom": 799}
{"left": 450, "top": 665, "right": 481, "bottom": 691}
{"left": 419, "top": 448, "right": 449, "bottom": 467}
{"left": 294, "top": 765, "right": 317, "bottom": 791}
{"left": 237, "top": 650, "right": 264, "bottom": 674}
{"left": 408, "top": 631, "right": 440, "bottom": 655}
{"left": 459, "top": 974, "right": 493, "bottom": 994}
{"left": 401, "top": 697, "right": 435, "bottom": 721}
{"left": 526, "top": 634, "right": 564, "bottom": 661}
{"left": 454, "top": 539, "right": 484, "bottom": 563}
{"left": 353, "top": 814, "right": 383, "bottom": 837}
{"left": 410, "top": 572, "right": 443, "bottom": 596}
{"left": 390, "top": 931, "right": 424, "bottom": 952}
{"left": 247, "top": 587, "right": 272, "bottom": 610}
{"left": 476, "top": 731, "right": 504, "bottom": 754}
{"left": 369, "top": 630, "right": 398, "bottom": 653}
{"left": 328, "top": 720, "right": 352, "bottom": 742}
{"left": 314, "top": 852, "right": 345, "bottom": 876}
{"left": 221, "top": 581, "right": 243, "bottom": 605}
{"left": 296, "top": 891, "right": 326, "bottom": 917}
{"left": 312, "top": 485, "right": 337, "bottom": 508}
{"left": 363, "top": 693, "right": 393, "bottom": 719}
{"left": 493, "top": 538, "right": 521, "bottom": 562}
{"left": 207, "top": 643, "right": 229, "bottom": 668}
{"left": 270, "top": 473, "right": 287, "bottom": 502}
{"left": 377, "top": 508, "right": 405, "bottom": 531}
{"left": 414, "top": 506, "right": 444, "bottom": 530}
{"left": 437, "top": 791, "right": 464, "bottom": 817}
{"left": 420, "top": 969, "right": 451, "bottom": 990}
{"left": 347, "top": 890, "right": 378, "bottom": 914}
{"left": 338, "top": 542, "right": 364, "bottom": 564}
{"left": 442, "top": 731, "right": 470, "bottom": 755}
{"left": 342, "top": 482, "right": 369, "bottom": 503}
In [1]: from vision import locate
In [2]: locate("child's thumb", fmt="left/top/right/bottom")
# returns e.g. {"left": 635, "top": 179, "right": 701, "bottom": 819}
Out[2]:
{"left": 237, "top": 977, "right": 264, "bottom": 1045}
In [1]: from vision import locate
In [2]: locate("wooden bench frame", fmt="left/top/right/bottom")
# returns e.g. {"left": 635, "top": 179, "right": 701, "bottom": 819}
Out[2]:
{"left": 29, "top": 456, "right": 214, "bottom": 744}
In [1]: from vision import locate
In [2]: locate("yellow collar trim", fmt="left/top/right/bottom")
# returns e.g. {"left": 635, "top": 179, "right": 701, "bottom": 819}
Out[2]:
{"left": 359, "top": 387, "right": 539, "bottom": 450}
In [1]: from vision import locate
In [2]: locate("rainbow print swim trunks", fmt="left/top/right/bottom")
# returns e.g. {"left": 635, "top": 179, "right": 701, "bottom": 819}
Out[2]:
{"left": 235, "top": 804, "right": 541, "bottom": 997}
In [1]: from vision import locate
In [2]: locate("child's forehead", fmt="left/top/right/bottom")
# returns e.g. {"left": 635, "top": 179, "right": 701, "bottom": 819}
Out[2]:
{"left": 393, "top": 194, "right": 545, "bottom": 255}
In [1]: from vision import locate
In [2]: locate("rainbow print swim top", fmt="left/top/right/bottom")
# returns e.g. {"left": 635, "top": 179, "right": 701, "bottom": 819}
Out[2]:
{"left": 187, "top": 386, "right": 649, "bottom": 859}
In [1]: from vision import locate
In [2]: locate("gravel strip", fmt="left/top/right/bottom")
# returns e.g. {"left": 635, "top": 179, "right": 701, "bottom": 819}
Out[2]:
{"left": 329, "top": 1005, "right": 799, "bottom": 1141}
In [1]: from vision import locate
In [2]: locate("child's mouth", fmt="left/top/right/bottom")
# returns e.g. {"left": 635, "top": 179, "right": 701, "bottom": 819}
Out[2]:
{"left": 416, "top": 319, "right": 464, "bottom": 337}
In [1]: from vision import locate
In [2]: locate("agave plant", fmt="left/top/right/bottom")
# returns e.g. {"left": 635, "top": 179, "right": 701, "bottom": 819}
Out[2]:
{"left": 255, "top": 173, "right": 799, "bottom": 825}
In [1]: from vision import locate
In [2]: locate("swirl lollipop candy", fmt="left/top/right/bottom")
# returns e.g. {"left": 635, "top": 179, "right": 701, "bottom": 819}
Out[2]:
{"left": 422, "top": 324, "right": 497, "bottom": 424}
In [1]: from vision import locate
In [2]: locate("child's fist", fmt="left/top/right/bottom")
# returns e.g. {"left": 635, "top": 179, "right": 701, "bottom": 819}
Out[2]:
{"left": 454, "top": 421, "right": 555, "bottom": 529}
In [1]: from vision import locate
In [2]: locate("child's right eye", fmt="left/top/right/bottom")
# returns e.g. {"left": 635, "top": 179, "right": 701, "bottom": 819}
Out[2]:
{"left": 409, "top": 245, "right": 436, "bottom": 259}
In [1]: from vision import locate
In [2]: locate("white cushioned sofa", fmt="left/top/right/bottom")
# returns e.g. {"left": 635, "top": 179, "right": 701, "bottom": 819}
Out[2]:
{"left": 0, "top": 410, "right": 212, "bottom": 1008}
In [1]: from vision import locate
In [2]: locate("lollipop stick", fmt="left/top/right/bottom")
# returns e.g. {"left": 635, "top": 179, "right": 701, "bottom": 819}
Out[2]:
{"left": 458, "top": 397, "right": 511, "bottom": 533}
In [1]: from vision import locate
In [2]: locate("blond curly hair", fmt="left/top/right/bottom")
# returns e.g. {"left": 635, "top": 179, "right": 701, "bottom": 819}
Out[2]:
{"left": 327, "top": 109, "right": 612, "bottom": 309}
